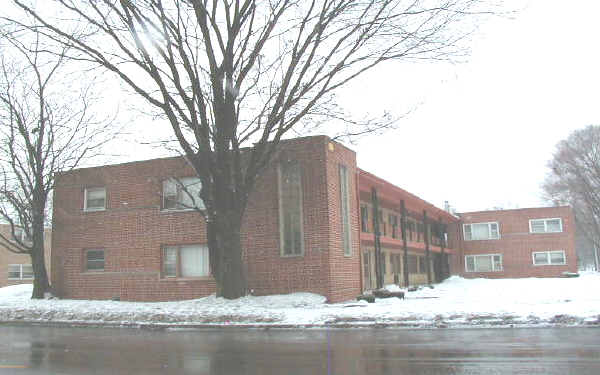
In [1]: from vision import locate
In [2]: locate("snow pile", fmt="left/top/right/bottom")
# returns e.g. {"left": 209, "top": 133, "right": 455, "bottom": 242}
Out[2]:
{"left": 1, "top": 273, "right": 599, "bottom": 328}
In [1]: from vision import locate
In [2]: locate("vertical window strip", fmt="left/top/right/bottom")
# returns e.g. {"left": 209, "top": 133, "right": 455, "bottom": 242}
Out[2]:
{"left": 279, "top": 160, "right": 304, "bottom": 256}
{"left": 339, "top": 165, "right": 352, "bottom": 256}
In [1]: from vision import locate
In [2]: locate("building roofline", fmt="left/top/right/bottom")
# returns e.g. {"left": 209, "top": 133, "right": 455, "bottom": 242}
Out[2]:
{"left": 458, "top": 205, "right": 572, "bottom": 216}
{"left": 357, "top": 168, "right": 459, "bottom": 222}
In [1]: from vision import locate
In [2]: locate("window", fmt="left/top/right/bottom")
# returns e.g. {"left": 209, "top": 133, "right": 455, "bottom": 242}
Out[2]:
{"left": 163, "top": 177, "right": 205, "bottom": 210}
{"left": 85, "top": 249, "right": 105, "bottom": 271}
{"left": 378, "top": 210, "right": 386, "bottom": 236}
{"left": 163, "top": 244, "right": 210, "bottom": 277}
{"left": 8, "top": 264, "right": 33, "bottom": 280}
{"left": 407, "top": 254, "right": 418, "bottom": 273}
{"left": 391, "top": 254, "right": 402, "bottom": 274}
{"left": 465, "top": 254, "right": 503, "bottom": 272}
{"left": 84, "top": 187, "right": 106, "bottom": 211}
{"left": 532, "top": 250, "right": 566, "bottom": 265}
{"left": 529, "top": 218, "right": 563, "bottom": 233}
{"left": 381, "top": 251, "right": 387, "bottom": 274}
{"left": 463, "top": 222, "right": 499, "bottom": 240}
{"left": 389, "top": 214, "right": 398, "bottom": 239}
{"left": 339, "top": 165, "right": 352, "bottom": 256}
{"left": 360, "top": 205, "right": 369, "bottom": 232}
{"left": 12, "top": 227, "right": 32, "bottom": 246}
{"left": 418, "top": 256, "right": 427, "bottom": 274}
{"left": 279, "top": 160, "right": 304, "bottom": 256}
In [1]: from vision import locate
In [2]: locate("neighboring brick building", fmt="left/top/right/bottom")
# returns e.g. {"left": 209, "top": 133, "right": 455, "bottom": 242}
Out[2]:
{"left": 456, "top": 206, "right": 577, "bottom": 278}
{"left": 0, "top": 224, "right": 51, "bottom": 288}
{"left": 50, "top": 135, "right": 578, "bottom": 303}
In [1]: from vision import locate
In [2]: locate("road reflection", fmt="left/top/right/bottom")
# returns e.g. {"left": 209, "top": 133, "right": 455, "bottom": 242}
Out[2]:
{"left": 1, "top": 326, "right": 599, "bottom": 374}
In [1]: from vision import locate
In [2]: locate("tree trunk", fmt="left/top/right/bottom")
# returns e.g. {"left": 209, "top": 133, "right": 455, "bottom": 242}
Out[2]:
{"left": 209, "top": 209, "right": 247, "bottom": 299}
{"left": 30, "top": 241, "right": 50, "bottom": 299}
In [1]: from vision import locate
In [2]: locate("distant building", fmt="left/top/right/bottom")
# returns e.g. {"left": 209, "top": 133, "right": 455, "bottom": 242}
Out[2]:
{"left": 49, "top": 136, "right": 578, "bottom": 302}
{"left": 0, "top": 224, "right": 51, "bottom": 288}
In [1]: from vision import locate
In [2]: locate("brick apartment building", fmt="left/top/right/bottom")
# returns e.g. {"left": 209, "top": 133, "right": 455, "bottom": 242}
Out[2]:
{"left": 456, "top": 206, "right": 576, "bottom": 278}
{"left": 50, "top": 135, "right": 577, "bottom": 303}
{"left": 0, "top": 224, "right": 51, "bottom": 288}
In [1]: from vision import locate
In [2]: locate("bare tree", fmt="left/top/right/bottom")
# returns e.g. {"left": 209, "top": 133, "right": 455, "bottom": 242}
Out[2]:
{"left": 543, "top": 125, "right": 600, "bottom": 271}
{"left": 0, "top": 26, "right": 113, "bottom": 298}
{"left": 9, "top": 0, "right": 495, "bottom": 298}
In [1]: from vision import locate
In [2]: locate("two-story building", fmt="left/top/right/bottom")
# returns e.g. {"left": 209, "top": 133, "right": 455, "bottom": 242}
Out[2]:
{"left": 457, "top": 207, "right": 576, "bottom": 278}
{"left": 49, "top": 135, "right": 577, "bottom": 303}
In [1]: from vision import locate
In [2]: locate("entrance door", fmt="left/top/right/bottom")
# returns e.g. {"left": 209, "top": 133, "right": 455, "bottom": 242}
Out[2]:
{"left": 362, "top": 251, "right": 373, "bottom": 290}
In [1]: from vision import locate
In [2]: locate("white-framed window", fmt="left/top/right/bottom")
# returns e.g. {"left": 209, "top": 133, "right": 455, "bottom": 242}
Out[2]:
{"left": 529, "top": 218, "right": 563, "bottom": 233}
{"left": 465, "top": 254, "right": 503, "bottom": 272}
{"left": 85, "top": 249, "right": 105, "bottom": 271}
{"left": 532, "top": 250, "right": 566, "bottom": 265}
{"left": 8, "top": 264, "right": 33, "bottom": 280}
{"left": 84, "top": 187, "right": 106, "bottom": 211}
{"left": 339, "top": 164, "right": 352, "bottom": 256}
{"left": 278, "top": 160, "right": 304, "bottom": 257}
{"left": 12, "top": 227, "right": 32, "bottom": 246}
{"left": 162, "top": 244, "right": 210, "bottom": 278}
{"left": 162, "top": 177, "right": 205, "bottom": 211}
{"left": 463, "top": 222, "right": 499, "bottom": 241}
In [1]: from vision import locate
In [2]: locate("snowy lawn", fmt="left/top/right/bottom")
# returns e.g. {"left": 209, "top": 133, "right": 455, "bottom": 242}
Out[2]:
{"left": 1, "top": 273, "right": 600, "bottom": 328}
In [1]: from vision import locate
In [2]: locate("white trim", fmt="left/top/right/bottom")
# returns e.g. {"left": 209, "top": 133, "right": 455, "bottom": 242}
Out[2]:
{"left": 465, "top": 254, "right": 503, "bottom": 272}
{"left": 529, "top": 218, "right": 563, "bottom": 233}
{"left": 463, "top": 222, "right": 500, "bottom": 241}
{"left": 83, "top": 187, "right": 106, "bottom": 212}
{"left": 532, "top": 250, "right": 566, "bottom": 266}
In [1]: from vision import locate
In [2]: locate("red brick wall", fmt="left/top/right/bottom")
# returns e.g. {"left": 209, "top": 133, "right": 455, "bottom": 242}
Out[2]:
{"left": 459, "top": 206, "right": 576, "bottom": 278}
{"left": 51, "top": 136, "right": 360, "bottom": 302}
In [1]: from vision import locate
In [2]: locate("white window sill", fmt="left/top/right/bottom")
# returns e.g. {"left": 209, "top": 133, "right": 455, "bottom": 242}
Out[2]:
{"left": 83, "top": 208, "right": 106, "bottom": 212}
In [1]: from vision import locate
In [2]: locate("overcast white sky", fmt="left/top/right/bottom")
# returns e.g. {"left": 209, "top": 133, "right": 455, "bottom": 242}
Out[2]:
{"left": 102, "top": 0, "right": 600, "bottom": 214}
{"left": 346, "top": 0, "right": 600, "bottom": 213}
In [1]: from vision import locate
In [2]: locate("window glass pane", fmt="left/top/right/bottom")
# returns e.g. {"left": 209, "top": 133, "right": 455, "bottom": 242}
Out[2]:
{"left": 530, "top": 220, "right": 545, "bottom": 233}
{"left": 8, "top": 265, "right": 21, "bottom": 279}
{"left": 180, "top": 245, "right": 209, "bottom": 277}
{"left": 493, "top": 255, "right": 503, "bottom": 271}
{"left": 533, "top": 252, "right": 548, "bottom": 265}
{"left": 464, "top": 225, "right": 472, "bottom": 240}
{"left": 489, "top": 223, "right": 499, "bottom": 239}
{"left": 163, "top": 247, "right": 177, "bottom": 277}
{"left": 180, "top": 177, "right": 204, "bottom": 210}
{"left": 466, "top": 256, "right": 475, "bottom": 272}
{"left": 546, "top": 219, "right": 562, "bottom": 232}
{"left": 21, "top": 264, "right": 34, "bottom": 279}
{"left": 280, "top": 161, "right": 303, "bottom": 255}
{"left": 550, "top": 251, "right": 565, "bottom": 264}
{"left": 408, "top": 255, "right": 418, "bottom": 273}
{"left": 339, "top": 165, "right": 351, "bottom": 255}
{"left": 471, "top": 224, "right": 490, "bottom": 240}
{"left": 475, "top": 255, "right": 492, "bottom": 272}
{"left": 86, "top": 188, "right": 106, "bottom": 209}
{"left": 86, "top": 250, "right": 105, "bottom": 270}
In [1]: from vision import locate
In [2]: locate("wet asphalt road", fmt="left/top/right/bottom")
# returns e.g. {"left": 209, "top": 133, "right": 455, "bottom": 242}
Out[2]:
{"left": 0, "top": 325, "right": 599, "bottom": 374}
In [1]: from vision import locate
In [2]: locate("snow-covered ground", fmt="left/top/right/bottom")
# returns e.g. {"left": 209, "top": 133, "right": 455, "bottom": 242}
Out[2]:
{"left": 1, "top": 273, "right": 600, "bottom": 328}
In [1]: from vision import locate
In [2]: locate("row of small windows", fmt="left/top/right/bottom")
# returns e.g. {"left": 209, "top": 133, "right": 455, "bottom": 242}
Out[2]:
{"left": 465, "top": 250, "right": 566, "bottom": 272}
{"left": 84, "top": 245, "right": 210, "bottom": 278}
{"left": 463, "top": 218, "right": 563, "bottom": 241}
{"left": 83, "top": 177, "right": 204, "bottom": 212}
{"left": 360, "top": 205, "right": 446, "bottom": 246}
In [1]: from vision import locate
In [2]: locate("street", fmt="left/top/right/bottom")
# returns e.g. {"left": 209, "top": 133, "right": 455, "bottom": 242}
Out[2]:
{"left": 0, "top": 325, "right": 599, "bottom": 374}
